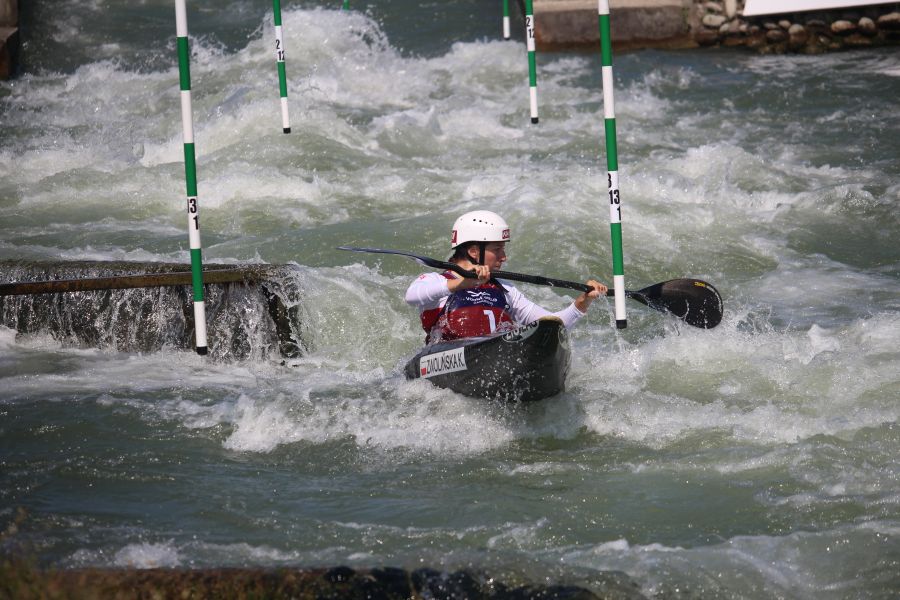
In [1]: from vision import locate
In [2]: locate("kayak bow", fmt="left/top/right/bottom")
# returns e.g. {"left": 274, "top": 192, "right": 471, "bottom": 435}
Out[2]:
{"left": 404, "top": 317, "right": 570, "bottom": 402}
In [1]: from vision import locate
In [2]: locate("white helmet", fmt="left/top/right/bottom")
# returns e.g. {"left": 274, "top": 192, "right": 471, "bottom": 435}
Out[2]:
{"left": 450, "top": 210, "right": 510, "bottom": 248}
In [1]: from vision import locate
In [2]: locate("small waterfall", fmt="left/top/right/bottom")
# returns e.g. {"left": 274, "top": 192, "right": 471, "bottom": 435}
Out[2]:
{"left": 0, "top": 261, "right": 305, "bottom": 360}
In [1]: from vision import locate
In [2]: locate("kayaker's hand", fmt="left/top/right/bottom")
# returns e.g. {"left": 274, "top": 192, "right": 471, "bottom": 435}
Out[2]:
{"left": 574, "top": 279, "right": 607, "bottom": 312}
{"left": 448, "top": 265, "right": 491, "bottom": 291}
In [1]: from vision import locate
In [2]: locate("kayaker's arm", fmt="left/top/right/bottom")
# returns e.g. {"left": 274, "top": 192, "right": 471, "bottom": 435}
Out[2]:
{"left": 405, "top": 267, "right": 492, "bottom": 307}
{"left": 405, "top": 273, "right": 449, "bottom": 306}
{"left": 572, "top": 280, "right": 607, "bottom": 313}
{"left": 446, "top": 265, "right": 490, "bottom": 292}
{"left": 504, "top": 279, "right": 607, "bottom": 329}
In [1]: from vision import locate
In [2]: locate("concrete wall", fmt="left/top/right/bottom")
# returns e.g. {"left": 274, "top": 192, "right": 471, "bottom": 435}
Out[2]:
{"left": 0, "top": 0, "right": 17, "bottom": 78}
{"left": 532, "top": 0, "right": 695, "bottom": 50}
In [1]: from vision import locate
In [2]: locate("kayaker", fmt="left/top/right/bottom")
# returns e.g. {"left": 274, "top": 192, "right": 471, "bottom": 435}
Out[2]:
{"left": 405, "top": 210, "right": 608, "bottom": 343}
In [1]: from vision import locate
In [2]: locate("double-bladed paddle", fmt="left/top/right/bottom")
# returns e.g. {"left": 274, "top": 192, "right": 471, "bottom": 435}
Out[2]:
{"left": 337, "top": 246, "right": 723, "bottom": 329}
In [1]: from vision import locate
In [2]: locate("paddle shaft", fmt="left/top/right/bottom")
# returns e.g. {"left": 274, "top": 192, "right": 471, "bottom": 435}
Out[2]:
{"left": 338, "top": 246, "right": 608, "bottom": 295}
{"left": 442, "top": 260, "right": 600, "bottom": 295}
{"left": 337, "top": 246, "right": 723, "bottom": 329}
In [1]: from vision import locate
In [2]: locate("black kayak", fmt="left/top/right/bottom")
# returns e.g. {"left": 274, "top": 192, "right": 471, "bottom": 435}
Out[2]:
{"left": 403, "top": 317, "right": 571, "bottom": 403}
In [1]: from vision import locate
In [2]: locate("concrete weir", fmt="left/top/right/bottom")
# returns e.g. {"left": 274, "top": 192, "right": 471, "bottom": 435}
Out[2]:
{"left": 0, "top": 261, "right": 305, "bottom": 360}
{"left": 530, "top": 0, "right": 694, "bottom": 50}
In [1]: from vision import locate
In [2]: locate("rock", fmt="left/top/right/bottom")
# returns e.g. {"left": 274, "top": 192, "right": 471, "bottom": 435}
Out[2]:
{"left": 831, "top": 19, "right": 856, "bottom": 34}
{"left": 413, "top": 568, "right": 485, "bottom": 600}
{"left": 703, "top": 14, "right": 728, "bottom": 28}
{"left": 0, "top": 562, "right": 651, "bottom": 600}
{"left": 764, "top": 21, "right": 779, "bottom": 30}
{"left": 725, "top": 0, "right": 737, "bottom": 18}
{"left": 746, "top": 31, "right": 767, "bottom": 48}
{"left": 843, "top": 32, "right": 872, "bottom": 46}
{"left": 805, "top": 19, "right": 828, "bottom": 31}
{"left": 876, "top": 12, "right": 900, "bottom": 30}
{"left": 750, "top": 25, "right": 761, "bottom": 34}
{"left": 739, "top": 23, "right": 749, "bottom": 33}
{"left": 803, "top": 39, "right": 827, "bottom": 54}
{"left": 858, "top": 17, "right": 877, "bottom": 35}
{"left": 778, "top": 19, "right": 792, "bottom": 30}
{"left": 766, "top": 28, "right": 788, "bottom": 42}
{"left": 704, "top": 1, "right": 724, "bottom": 13}
{"left": 0, "top": 26, "right": 16, "bottom": 80}
{"left": 788, "top": 23, "right": 808, "bottom": 48}
{"left": 719, "top": 22, "right": 731, "bottom": 34}
{"left": 696, "top": 29, "right": 721, "bottom": 45}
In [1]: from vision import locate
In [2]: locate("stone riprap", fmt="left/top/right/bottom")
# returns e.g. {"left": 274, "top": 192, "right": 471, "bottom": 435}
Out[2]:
{"left": 694, "top": 2, "right": 900, "bottom": 52}
{"left": 0, "top": 557, "right": 648, "bottom": 600}
{"left": 527, "top": 0, "right": 900, "bottom": 52}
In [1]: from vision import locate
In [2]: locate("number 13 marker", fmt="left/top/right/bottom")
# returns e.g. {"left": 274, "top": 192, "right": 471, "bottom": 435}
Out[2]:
{"left": 598, "top": 0, "right": 626, "bottom": 328}
{"left": 175, "top": 0, "right": 209, "bottom": 354}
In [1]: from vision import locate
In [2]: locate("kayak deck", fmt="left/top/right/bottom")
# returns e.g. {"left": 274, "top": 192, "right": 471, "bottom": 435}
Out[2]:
{"left": 403, "top": 317, "right": 571, "bottom": 403}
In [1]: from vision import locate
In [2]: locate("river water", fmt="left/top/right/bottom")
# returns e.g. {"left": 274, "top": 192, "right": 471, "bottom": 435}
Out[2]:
{"left": 2, "top": 1, "right": 899, "bottom": 597}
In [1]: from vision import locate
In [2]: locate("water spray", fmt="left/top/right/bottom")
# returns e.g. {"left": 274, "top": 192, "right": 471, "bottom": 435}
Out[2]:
{"left": 174, "top": 0, "right": 209, "bottom": 354}
{"left": 272, "top": 0, "right": 291, "bottom": 133}
{"left": 598, "top": 0, "right": 626, "bottom": 328}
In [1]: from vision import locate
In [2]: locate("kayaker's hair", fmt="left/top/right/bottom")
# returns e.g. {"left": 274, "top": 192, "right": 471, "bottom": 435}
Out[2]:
{"left": 450, "top": 242, "right": 478, "bottom": 261}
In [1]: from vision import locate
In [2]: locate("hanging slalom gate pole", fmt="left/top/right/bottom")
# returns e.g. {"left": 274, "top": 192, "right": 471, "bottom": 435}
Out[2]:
{"left": 502, "top": 0, "right": 511, "bottom": 40}
{"left": 598, "top": 0, "right": 626, "bottom": 329}
{"left": 342, "top": 0, "right": 349, "bottom": 10}
{"left": 174, "top": 0, "right": 209, "bottom": 354}
{"left": 524, "top": 0, "right": 538, "bottom": 123}
{"left": 272, "top": 0, "right": 290, "bottom": 133}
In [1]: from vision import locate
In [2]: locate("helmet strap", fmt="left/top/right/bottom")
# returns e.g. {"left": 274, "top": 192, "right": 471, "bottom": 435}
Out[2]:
{"left": 477, "top": 242, "right": 487, "bottom": 266}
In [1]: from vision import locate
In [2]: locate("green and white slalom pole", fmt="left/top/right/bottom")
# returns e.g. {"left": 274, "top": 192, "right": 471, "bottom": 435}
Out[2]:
{"left": 502, "top": 0, "right": 511, "bottom": 39}
{"left": 598, "top": 0, "right": 626, "bottom": 328}
{"left": 175, "top": 0, "right": 209, "bottom": 354}
{"left": 272, "top": 0, "right": 290, "bottom": 133}
{"left": 342, "top": 0, "right": 349, "bottom": 10}
{"left": 524, "top": 0, "right": 538, "bottom": 123}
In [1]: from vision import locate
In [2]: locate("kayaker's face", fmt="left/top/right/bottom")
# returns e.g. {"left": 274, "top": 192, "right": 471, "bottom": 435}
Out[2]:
{"left": 468, "top": 242, "right": 507, "bottom": 270}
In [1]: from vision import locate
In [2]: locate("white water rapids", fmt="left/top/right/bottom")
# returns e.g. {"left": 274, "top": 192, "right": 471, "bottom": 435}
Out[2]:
{"left": 1, "top": 3, "right": 898, "bottom": 597}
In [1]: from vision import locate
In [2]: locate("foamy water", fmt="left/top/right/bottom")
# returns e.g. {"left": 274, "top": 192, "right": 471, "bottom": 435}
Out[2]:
{"left": 1, "top": 2, "right": 898, "bottom": 597}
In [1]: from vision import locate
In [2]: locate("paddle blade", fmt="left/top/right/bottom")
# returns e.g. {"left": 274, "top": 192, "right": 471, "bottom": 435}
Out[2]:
{"left": 629, "top": 279, "right": 723, "bottom": 329}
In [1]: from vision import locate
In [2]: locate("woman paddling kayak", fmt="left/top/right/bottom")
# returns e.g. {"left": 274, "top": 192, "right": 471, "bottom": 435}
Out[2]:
{"left": 405, "top": 210, "right": 608, "bottom": 344}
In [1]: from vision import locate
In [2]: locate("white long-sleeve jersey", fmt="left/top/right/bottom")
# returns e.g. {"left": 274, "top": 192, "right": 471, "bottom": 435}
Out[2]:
{"left": 405, "top": 272, "right": 587, "bottom": 330}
